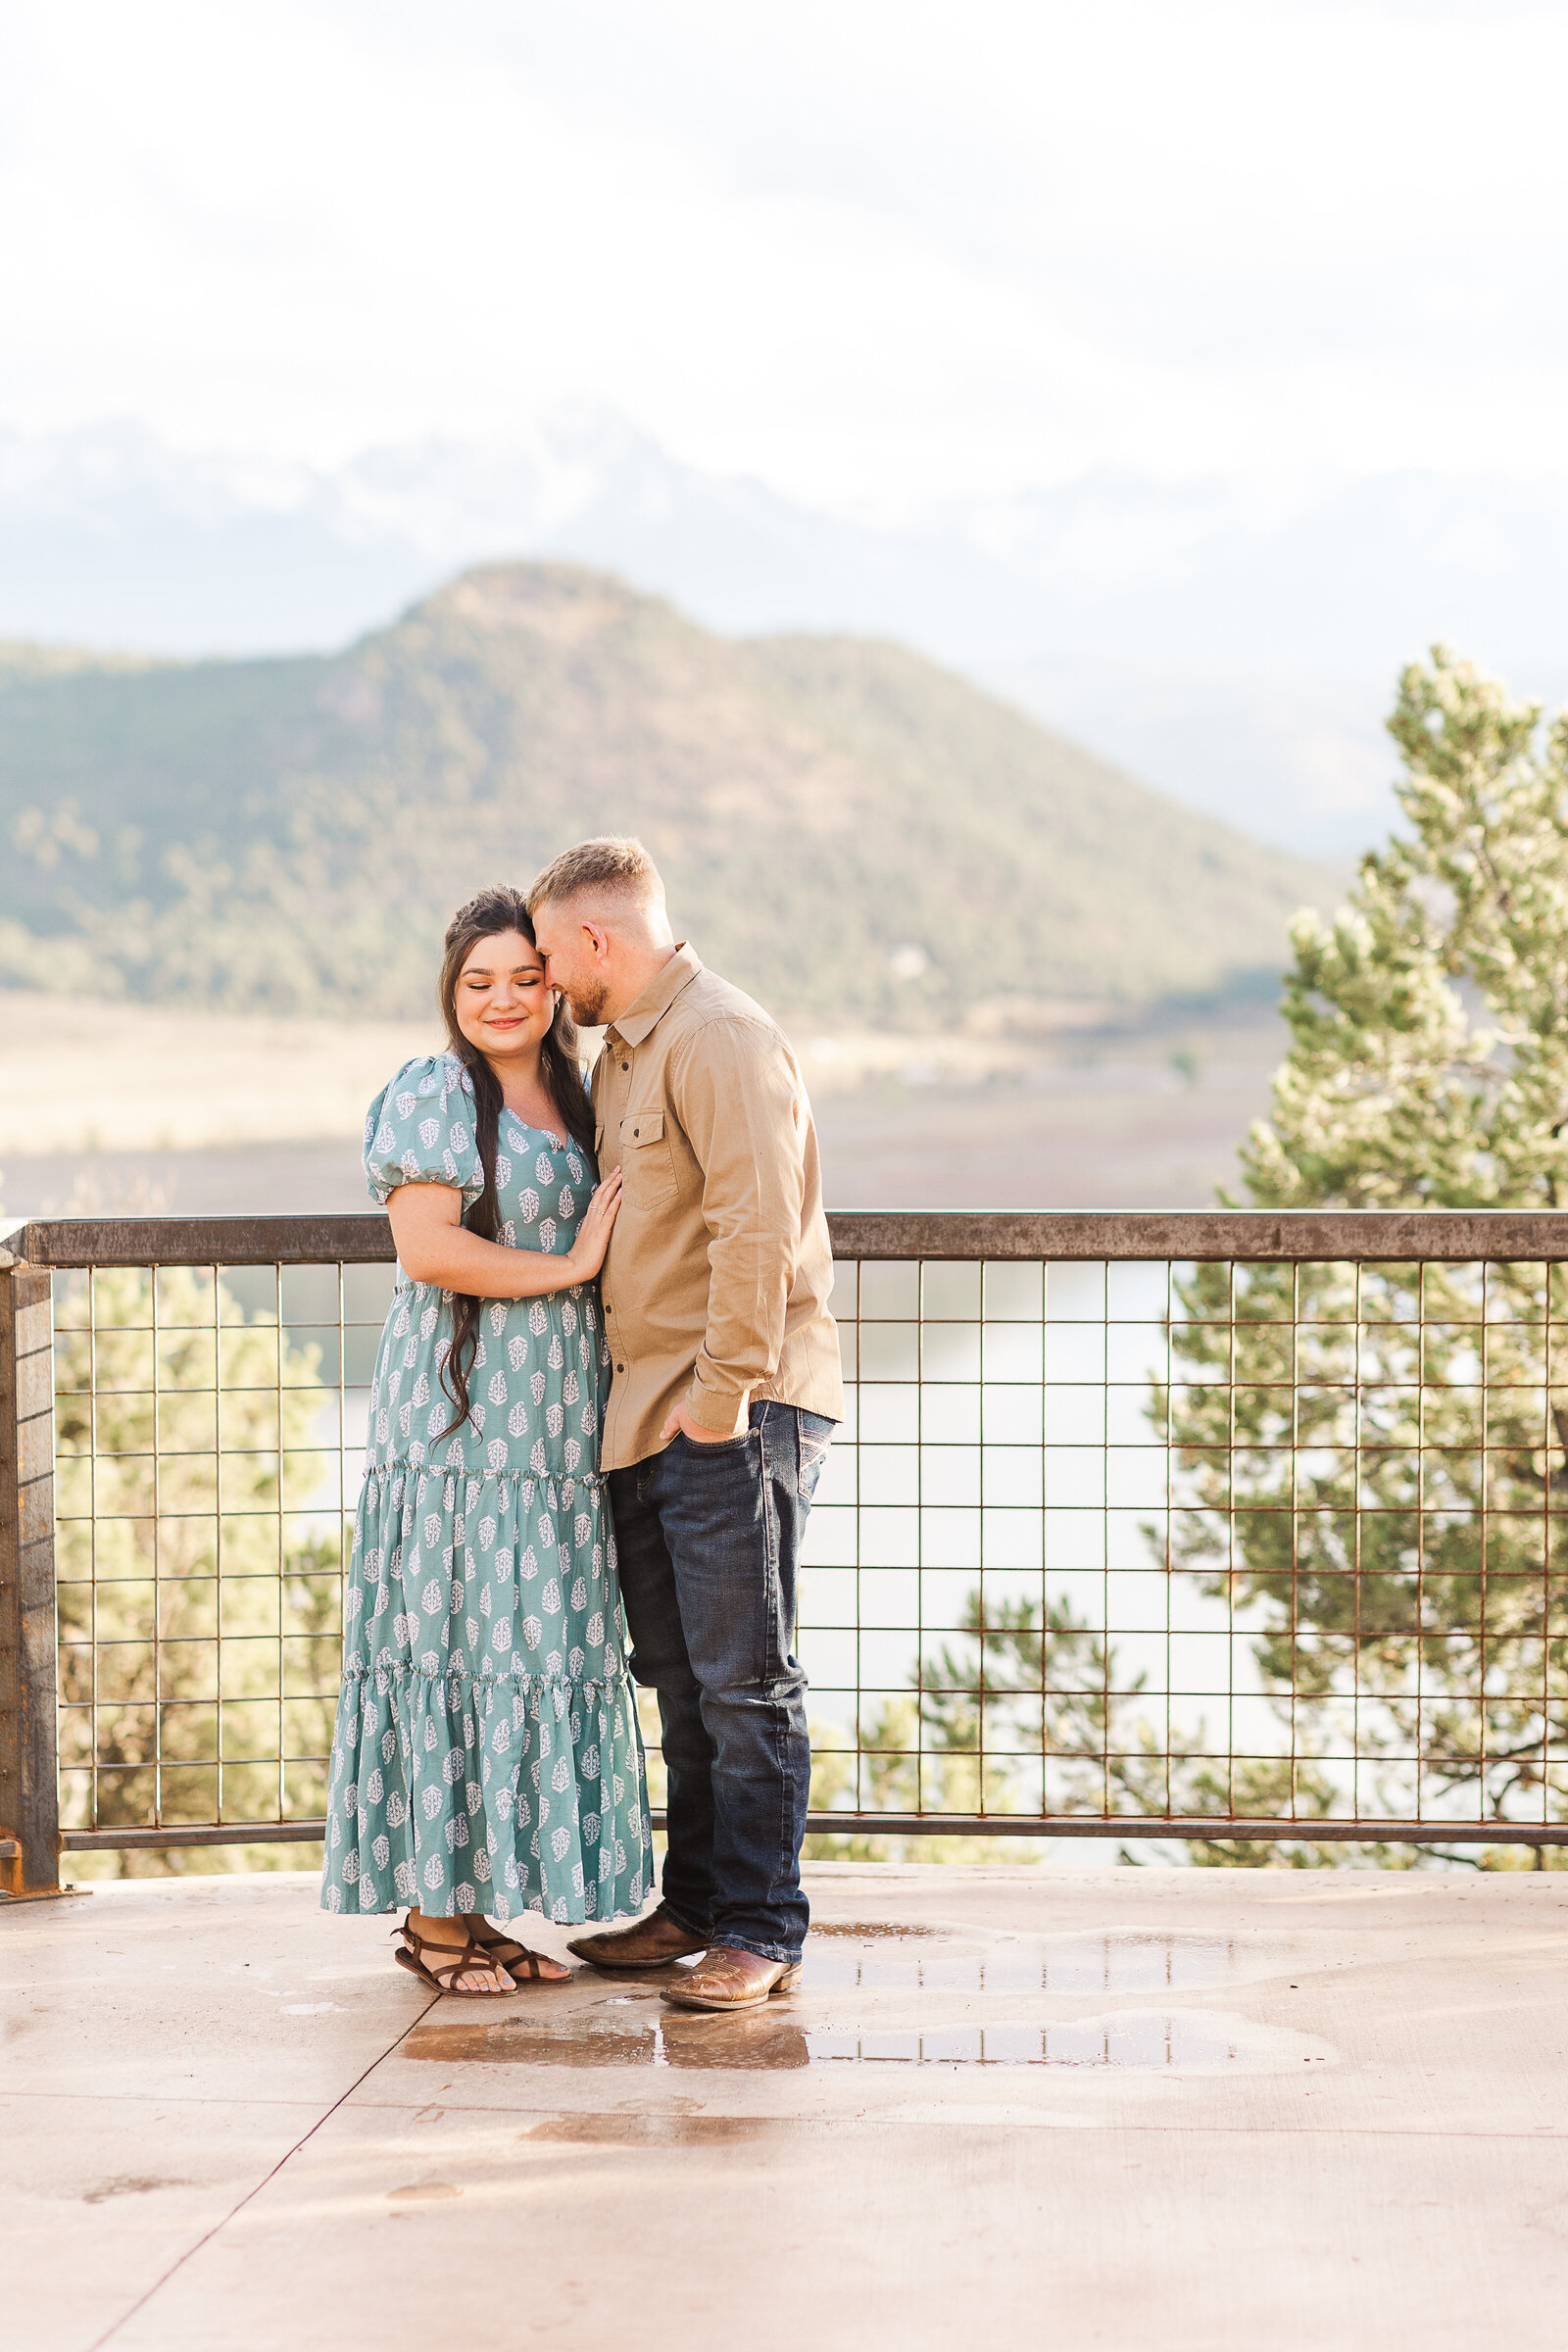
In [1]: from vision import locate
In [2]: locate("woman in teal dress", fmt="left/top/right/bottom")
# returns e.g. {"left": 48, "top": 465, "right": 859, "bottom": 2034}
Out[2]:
{"left": 320, "top": 884, "right": 652, "bottom": 1995}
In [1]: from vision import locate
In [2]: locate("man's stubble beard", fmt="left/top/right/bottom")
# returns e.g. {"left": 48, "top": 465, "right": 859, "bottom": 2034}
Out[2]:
{"left": 566, "top": 976, "right": 610, "bottom": 1028}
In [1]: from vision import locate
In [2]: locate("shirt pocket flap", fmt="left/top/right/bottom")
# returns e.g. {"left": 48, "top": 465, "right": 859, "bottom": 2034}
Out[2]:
{"left": 624, "top": 1111, "right": 665, "bottom": 1147}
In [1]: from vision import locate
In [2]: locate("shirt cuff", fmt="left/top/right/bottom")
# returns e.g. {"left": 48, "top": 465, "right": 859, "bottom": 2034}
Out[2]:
{"left": 686, "top": 1362, "right": 750, "bottom": 1434}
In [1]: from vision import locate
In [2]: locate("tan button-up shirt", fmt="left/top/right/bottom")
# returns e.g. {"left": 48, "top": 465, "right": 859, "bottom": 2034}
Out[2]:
{"left": 591, "top": 944, "right": 844, "bottom": 1470}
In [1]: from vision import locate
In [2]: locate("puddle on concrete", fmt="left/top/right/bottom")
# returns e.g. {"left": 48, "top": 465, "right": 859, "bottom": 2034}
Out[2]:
{"left": 402, "top": 1931, "right": 1274, "bottom": 2072}
{"left": 408, "top": 2008, "right": 812, "bottom": 2069}
{"left": 800, "top": 1935, "right": 1248, "bottom": 1997}
{"left": 805, "top": 2017, "right": 1241, "bottom": 2068}
{"left": 407, "top": 2005, "right": 1241, "bottom": 2071}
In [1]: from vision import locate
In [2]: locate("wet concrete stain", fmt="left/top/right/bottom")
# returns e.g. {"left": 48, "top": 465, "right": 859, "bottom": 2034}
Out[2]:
{"left": 522, "top": 2113, "right": 807, "bottom": 2143}
{"left": 81, "top": 2177, "right": 190, "bottom": 2203}
{"left": 809, "top": 1923, "right": 939, "bottom": 1939}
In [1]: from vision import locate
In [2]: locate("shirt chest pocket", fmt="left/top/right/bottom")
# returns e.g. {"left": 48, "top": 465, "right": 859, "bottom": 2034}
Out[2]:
{"left": 619, "top": 1108, "right": 678, "bottom": 1208}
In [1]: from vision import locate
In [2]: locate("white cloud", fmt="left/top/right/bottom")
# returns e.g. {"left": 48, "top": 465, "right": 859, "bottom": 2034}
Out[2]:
{"left": 0, "top": 0, "right": 1565, "bottom": 507}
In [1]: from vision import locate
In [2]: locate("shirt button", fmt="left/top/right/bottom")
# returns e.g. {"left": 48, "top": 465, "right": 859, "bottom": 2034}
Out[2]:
{"left": 615, "top": 1363, "right": 625, "bottom": 1374}
{"left": 620, "top": 1060, "right": 629, "bottom": 1071}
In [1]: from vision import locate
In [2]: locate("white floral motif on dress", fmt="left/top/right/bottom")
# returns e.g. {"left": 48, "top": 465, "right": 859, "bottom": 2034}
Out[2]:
{"left": 325, "top": 1054, "right": 652, "bottom": 1927}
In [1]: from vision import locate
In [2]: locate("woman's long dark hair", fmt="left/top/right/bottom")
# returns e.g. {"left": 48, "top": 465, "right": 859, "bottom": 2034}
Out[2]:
{"left": 435, "top": 885, "right": 598, "bottom": 1440}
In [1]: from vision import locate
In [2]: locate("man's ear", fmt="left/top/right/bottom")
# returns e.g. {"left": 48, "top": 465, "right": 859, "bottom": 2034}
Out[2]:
{"left": 584, "top": 920, "right": 611, "bottom": 961}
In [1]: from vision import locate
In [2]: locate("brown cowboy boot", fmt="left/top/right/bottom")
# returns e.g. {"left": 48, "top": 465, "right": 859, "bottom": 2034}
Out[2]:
{"left": 660, "top": 1946, "right": 804, "bottom": 2011}
{"left": 566, "top": 1904, "right": 710, "bottom": 1970}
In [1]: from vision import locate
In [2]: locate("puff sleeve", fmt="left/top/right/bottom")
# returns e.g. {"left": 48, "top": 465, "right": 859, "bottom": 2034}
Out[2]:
{"left": 363, "top": 1054, "right": 483, "bottom": 1210}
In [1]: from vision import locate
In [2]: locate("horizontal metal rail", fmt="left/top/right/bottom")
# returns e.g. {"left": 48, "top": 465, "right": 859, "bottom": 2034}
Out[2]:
{"left": 6, "top": 1207, "right": 1568, "bottom": 1267}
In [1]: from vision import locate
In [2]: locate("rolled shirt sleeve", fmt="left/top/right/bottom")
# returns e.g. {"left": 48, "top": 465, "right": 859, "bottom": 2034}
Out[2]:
{"left": 667, "top": 1018, "right": 807, "bottom": 1431}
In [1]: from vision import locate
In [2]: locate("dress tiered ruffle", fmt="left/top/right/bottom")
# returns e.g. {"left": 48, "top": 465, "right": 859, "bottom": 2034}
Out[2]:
{"left": 322, "top": 1459, "right": 650, "bottom": 1923}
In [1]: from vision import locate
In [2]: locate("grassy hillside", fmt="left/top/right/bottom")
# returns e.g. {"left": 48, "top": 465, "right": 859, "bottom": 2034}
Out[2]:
{"left": 0, "top": 562, "right": 1332, "bottom": 1024}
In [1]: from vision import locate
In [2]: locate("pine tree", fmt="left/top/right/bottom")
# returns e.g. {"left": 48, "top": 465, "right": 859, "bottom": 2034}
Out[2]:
{"left": 1165, "top": 650, "right": 1568, "bottom": 1853}
{"left": 54, "top": 1267, "right": 344, "bottom": 1876}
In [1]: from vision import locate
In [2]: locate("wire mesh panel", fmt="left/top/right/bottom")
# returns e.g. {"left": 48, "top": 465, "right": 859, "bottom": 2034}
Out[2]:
{"left": 800, "top": 1253, "right": 1568, "bottom": 1842}
{"left": 52, "top": 1259, "right": 395, "bottom": 1839}
{"left": 29, "top": 1216, "right": 1568, "bottom": 1848}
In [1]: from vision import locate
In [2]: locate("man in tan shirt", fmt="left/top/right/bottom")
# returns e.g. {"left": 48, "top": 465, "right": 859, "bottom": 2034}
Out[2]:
{"left": 528, "top": 837, "right": 842, "bottom": 2011}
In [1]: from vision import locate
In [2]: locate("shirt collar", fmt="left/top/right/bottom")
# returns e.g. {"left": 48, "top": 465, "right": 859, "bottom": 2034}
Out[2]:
{"left": 605, "top": 942, "right": 704, "bottom": 1048}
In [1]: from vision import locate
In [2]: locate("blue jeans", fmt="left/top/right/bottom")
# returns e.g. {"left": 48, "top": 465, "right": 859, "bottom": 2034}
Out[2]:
{"left": 608, "top": 1402, "right": 833, "bottom": 1964}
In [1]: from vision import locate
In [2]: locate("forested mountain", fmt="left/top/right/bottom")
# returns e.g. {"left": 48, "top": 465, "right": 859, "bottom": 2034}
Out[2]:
{"left": 0, "top": 562, "right": 1331, "bottom": 1025}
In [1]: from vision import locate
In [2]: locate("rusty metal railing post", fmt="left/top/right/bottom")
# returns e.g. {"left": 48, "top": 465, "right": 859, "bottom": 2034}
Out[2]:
{"left": 0, "top": 1223, "right": 61, "bottom": 1896}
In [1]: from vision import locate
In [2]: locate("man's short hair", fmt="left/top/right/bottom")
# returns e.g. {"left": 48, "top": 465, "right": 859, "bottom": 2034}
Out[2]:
{"left": 527, "top": 836, "right": 664, "bottom": 916}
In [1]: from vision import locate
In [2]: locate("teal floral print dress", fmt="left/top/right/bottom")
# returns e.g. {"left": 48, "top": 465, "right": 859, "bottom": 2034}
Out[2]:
{"left": 319, "top": 1053, "right": 652, "bottom": 1926}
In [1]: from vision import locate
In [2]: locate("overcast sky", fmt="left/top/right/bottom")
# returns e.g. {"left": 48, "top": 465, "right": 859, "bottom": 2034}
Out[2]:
{"left": 2, "top": 0, "right": 1564, "bottom": 515}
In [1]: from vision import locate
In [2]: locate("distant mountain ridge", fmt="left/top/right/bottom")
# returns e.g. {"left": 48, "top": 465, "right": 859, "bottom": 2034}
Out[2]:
{"left": 6, "top": 418, "right": 1568, "bottom": 858}
{"left": 0, "top": 560, "right": 1333, "bottom": 1026}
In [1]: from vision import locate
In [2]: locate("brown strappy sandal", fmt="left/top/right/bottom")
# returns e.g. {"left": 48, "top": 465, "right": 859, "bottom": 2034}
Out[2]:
{"left": 393, "top": 1913, "right": 522, "bottom": 1997}
{"left": 467, "top": 1918, "right": 571, "bottom": 1985}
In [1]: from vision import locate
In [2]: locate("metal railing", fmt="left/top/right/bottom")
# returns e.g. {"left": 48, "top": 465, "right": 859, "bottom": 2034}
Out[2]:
{"left": 4, "top": 1207, "right": 1568, "bottom": 1893}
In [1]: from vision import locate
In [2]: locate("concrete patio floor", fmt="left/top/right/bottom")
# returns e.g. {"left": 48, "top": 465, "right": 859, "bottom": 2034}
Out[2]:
{"left": 3, "top": 1863, "right": 1566, "bottom": 2351}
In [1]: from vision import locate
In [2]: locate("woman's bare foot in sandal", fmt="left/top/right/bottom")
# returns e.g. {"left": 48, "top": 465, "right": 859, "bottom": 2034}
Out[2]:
{"left": 468, "top": 1916, "right": 571, "bottom": 1984}
{"left": 397, "top": 1911, "right": 518, "bottom": 1994}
